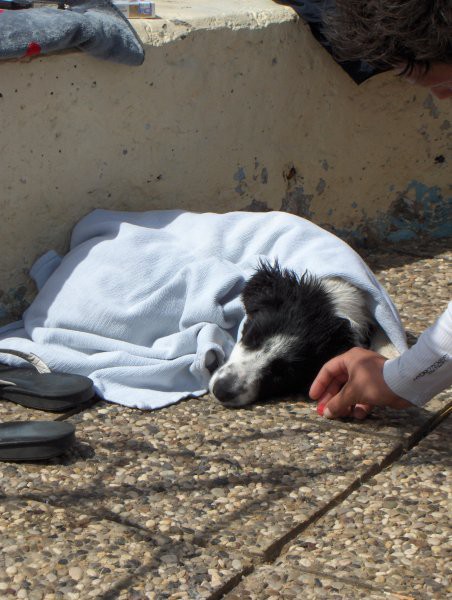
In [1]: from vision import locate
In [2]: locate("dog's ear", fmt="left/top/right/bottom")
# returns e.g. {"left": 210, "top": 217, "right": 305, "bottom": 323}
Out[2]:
{"left": 315, "top": 317, "right": 356, "bottom": 356}
{"left": 242, "top": 261, "right": 291, "bottom": 314}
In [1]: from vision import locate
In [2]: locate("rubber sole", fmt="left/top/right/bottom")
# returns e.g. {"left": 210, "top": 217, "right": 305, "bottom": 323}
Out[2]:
{"left": 2, "top": 390, "right": 96, "bottom": 412}
{"left": 0, "top": 368, "right": 94, "bottom": 412}
{"left": 0, "top": 421, "right": 76, "bottom": 461}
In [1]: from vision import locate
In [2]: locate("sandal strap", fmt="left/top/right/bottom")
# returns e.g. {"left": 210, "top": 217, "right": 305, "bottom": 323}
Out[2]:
{"left": 0, "top": 349, "right": 52, "bottom": 374}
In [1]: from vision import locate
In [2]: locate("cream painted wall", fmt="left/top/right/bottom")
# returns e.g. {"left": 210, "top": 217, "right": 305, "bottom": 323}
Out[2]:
{"left": 0, "top": 1, "right": 450, "bottom": 320}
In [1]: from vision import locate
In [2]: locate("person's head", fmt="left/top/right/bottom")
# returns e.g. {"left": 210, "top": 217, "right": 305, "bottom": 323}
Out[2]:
{"left": 324, "top": 0, "right": 452, "bottom": 98}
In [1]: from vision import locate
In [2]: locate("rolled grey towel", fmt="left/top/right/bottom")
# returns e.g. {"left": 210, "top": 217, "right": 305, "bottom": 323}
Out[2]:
{"left": 0, "top": 0, "right": 144, "bottom": 65}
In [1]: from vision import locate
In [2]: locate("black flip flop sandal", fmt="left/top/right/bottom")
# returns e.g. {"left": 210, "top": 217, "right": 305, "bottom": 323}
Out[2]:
{"left": 0, "top": 421, "right": 75, "bottom": 461}
{"left": 0, "top": 349, "right": 94, "bottom": 412}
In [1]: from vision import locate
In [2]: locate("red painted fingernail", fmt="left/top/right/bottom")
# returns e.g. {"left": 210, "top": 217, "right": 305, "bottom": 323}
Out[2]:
{"left": 317, "top": 403, "right": 325, "bottom": 416}
{"left": 25, "top": 42, "right": 41, "bottom": 57}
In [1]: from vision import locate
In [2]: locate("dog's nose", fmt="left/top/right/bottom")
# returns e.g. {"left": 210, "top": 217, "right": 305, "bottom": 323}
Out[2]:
{"left": 212, "top": 375, "right": 241, "bottom": 403}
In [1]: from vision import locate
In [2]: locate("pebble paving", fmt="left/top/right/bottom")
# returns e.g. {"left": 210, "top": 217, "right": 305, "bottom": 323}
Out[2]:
{"left": 0, "top": 239, "right": 450, "bottom": 599}
{"left": 227, "top": 416, "right": 451, "bottom": 600}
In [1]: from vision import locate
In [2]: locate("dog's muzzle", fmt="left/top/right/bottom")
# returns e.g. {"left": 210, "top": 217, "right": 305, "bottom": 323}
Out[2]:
{"left": 211, "top": 374, "right": 242, "bottom": 402}
{"left": 209, "top": 367, "right": 255, "bottom": 407}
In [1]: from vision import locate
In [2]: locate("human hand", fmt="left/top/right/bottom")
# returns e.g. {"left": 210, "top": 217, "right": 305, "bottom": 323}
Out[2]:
{"left": 309, "top": 347, "right": 412, "bottom": 419}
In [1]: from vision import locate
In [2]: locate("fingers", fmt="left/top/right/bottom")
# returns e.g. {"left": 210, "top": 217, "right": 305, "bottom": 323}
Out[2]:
{"left": 311, "top": 351, "right": 355, "bottom": 420}
{"left": 318, "top": 398, "right": 352, "bottom": 418}
{"left": 313, "top": 378, "right": 344, "bottom": 405}
{"left": 313, "top": 347, "right": 411, "bottom": 421}
{"left": 323, "top": 384, "right": 355, "bottom": 419}
{"left": 309, "top": 354, "right": 349, "bottom": 400}
{"left": 351, "top": 403, "right": 372, "bottom": 420}
{"left": 319, "top": 396, "right": 371, "bottom": 420}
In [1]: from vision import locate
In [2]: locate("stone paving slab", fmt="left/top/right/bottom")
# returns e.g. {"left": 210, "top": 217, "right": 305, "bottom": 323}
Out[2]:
{"left": 0, "top": 397, "right": 408, "bottom": 598}
{"left": 418, "top": 409, "right": 452, "bottom": 450}
{"left": 0, "top": 401, "right": 102, "bottom": 424}
{"left": 270, "top": 393, "right": 449, "bottom": 445}
{"left": 226, "top": 415, "right": 452, "bottom": 600}
{"left": 0, "top": 400, "right": 50, "bottom": 423}
{"left": 0, "top": 379, "right": 448, "bottom": 445}
{"left": 0, "top": 395, "right": 449, "bottom": 598}
{"left": 0, "top": 398, "right": 400, "bottom": 542}
{"left": 0, "top": 497, "right": 248, "bottom": 600}
{"left": 225, "top": 566, "right": 390, "bottom": 599}
{"left": 0, "top": 395, "right": 101, "bottom": 423}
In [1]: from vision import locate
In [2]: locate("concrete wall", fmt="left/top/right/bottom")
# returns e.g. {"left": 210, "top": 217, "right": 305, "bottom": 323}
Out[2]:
{"left": 0, "top": 0, "right": 451, "bottom": 321}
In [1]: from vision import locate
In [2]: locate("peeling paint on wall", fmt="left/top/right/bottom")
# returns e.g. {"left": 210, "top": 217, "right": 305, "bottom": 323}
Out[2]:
{"left": 0, "top": 284, "right": 34, "bottom": 324}
{"left": 322, "top": 181, "right": 452, "bottom": 248}
{"left": 280, "top": 165, "right": 315, "bottom": 219}
{"left": 316, "top": 178, "right": 326, "bottom": 195}
{"left": 423, "top": 95, "right": 440, "bottom": 119}
{"left": 276, "top": 168, "right": 451, "bottom": 249}
{"left": 233, "top": 166, "right": 247, "bottom": 196}
{"left": 385, "top": 181, "right": 452, "bottom": 241}
{"left": 233, "top": 161, "right": 269, "bottom": 199}
{"left": 242, "top": 199, "right": 270, "bottom": 212}
{"left": 280, "top": 186, "right": 314, "bottom": 219}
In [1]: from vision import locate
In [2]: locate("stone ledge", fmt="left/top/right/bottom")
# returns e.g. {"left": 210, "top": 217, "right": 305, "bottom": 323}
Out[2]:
{"left": 133, "top": 0, "right": 297, "bottom": 46}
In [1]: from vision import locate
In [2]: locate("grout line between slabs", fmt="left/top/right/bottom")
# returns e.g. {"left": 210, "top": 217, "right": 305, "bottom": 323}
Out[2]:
{"left": 210, "top": 402, "right": 452, "bottom": 600}
{"left": 1, "top": 398, "right": 449, "bottom": 599}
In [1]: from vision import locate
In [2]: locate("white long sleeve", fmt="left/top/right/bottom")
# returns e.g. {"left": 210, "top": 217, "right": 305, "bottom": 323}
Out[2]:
{"left": 383, "top": 301, "right": 452, "bottom": 407}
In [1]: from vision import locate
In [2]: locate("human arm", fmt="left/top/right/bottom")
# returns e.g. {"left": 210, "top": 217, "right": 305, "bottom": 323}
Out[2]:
{"left": 383, "top": 301, "right": 452, "bottom": 406}
{"left": 310, "top": 302, "right": 452, "bottom": 419}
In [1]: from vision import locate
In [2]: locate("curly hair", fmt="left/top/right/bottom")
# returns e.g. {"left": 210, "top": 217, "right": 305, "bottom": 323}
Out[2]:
{"left": 323, "top": 0, "right": 452, "bottom": 74}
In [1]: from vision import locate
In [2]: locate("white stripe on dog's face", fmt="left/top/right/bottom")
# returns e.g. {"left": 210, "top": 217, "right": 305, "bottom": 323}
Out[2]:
{"left": 209, "top": 334, "right": 296, "bottom": 407}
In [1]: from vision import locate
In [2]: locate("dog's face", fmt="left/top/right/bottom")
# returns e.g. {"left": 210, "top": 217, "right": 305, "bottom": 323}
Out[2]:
{"left": 209, "top": 263, "right": 358, "bottom": 407}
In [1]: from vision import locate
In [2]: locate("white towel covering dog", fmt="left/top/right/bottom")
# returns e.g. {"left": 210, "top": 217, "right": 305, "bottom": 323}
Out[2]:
{"left": 0, "top": 210, "right": 407, "bottom": 409}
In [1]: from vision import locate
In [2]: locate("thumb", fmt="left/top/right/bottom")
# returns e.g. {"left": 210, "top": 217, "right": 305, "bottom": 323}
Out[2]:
{"left": 323, "top": 384, "right": 355, "bottom": 419}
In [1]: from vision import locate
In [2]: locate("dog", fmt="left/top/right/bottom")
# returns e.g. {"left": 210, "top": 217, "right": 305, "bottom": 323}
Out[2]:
{"left": 209, "top": 261, "right": 397, "bottom": 408}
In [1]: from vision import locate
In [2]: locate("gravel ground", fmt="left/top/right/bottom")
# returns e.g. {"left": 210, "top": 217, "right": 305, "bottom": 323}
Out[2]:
{"left": 0, "top": 239, "right": 450, "bottom": 599}
{"left": 226, "top": 417, "right": 451, "bottom": 600}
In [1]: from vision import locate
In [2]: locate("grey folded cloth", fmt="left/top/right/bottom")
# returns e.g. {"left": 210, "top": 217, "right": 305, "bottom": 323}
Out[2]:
{"left": 0, "top": 0, "right": 145, "bottom": 65}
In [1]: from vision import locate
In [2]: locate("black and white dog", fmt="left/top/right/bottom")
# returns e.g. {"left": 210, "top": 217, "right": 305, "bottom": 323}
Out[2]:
{"left": 209, "top": 261, "right": 396, "bottom": 408}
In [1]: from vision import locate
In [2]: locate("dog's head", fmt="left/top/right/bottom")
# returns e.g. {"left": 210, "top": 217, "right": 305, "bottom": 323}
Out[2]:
{"left": 209, "top": 262, "right": 362, "bottom": 407}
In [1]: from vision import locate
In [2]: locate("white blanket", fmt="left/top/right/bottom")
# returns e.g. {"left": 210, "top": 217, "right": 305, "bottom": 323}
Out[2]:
{"left": 0, "top": 210, "right": 407, "bottom": 409}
